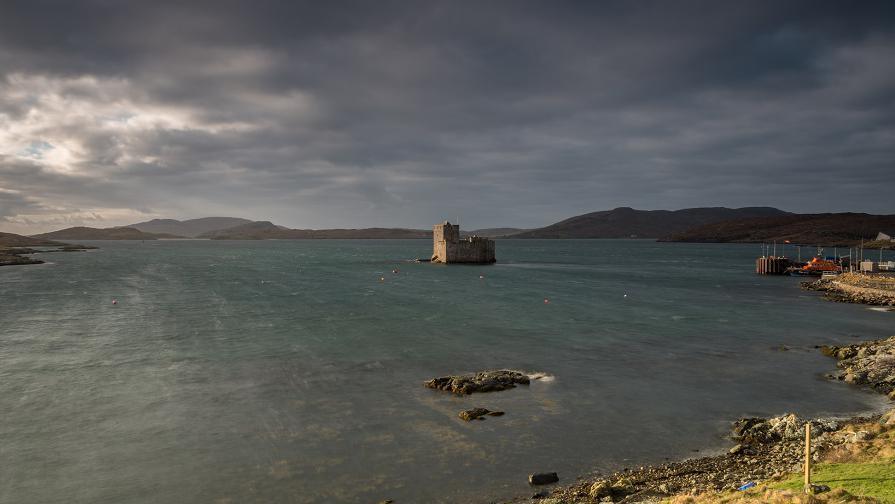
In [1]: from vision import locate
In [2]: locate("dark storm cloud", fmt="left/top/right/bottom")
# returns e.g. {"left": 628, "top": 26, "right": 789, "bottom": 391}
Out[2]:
{"left": 0, "top": 0, "right": 893, "bottom": 233}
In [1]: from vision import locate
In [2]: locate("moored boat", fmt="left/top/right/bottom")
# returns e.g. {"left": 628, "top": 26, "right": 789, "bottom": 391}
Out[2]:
{"left": 788, "top": 257, "right": 841, "bottom": 277}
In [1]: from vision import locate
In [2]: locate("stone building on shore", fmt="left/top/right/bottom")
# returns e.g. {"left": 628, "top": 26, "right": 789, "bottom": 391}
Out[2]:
{"left": 431, "top": 221, "right": 496, "bottom": 264}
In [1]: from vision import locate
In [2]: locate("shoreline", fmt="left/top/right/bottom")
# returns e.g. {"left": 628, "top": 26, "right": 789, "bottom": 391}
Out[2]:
{"left": 802, "top": 273, "right": 895, "bottom": 307}
{"left": 0, "top": 247, "right": 45, "bottom": 266}
{"left": 499, "top": 283, "right": 895, "bottom": 503}
{"left": 0, "top": 244, "right": 96, "bottom": 267}
{"left": 503, "top": 337, "right": 895, "bottom": 504}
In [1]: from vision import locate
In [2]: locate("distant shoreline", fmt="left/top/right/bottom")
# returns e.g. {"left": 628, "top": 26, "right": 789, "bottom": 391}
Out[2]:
{"left": 0, "top": 244, "right": 96, "bottom": 267}
{"left": 20, "top": 207, "right": 895, "bottom": 244}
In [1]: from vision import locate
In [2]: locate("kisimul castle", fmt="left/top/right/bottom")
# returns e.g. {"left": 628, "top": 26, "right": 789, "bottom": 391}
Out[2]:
{"left": 431, "top": 221, "right": 496, "bottom": 264}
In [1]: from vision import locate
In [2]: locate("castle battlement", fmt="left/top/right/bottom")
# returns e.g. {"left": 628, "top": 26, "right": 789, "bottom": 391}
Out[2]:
{"left": 431, "top": 222, "right": 496, "bottom": 264}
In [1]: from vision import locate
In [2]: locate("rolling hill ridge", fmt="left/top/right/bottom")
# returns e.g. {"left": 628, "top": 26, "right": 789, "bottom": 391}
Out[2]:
{"left": 198, "top": 221, "right": 431, "bottom": 239}
{"left": 33, "top": 227, "right": 183, "bottom": 240}
{"left": 661, "top": 213, "right": 895, "bottom": 246}
{"left": 129, "top": 217, "right": 253, "bottom": 237}
{"left": 510, "top": 207, "right": 790, "bottom": 239}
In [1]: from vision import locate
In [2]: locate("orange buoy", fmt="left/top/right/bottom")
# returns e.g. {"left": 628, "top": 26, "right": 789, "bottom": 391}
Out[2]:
{"left": 544, "top": 298, "right": 549, "bottom": 304}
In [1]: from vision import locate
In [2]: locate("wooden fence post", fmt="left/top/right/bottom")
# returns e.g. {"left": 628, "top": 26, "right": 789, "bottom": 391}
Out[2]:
{"left": 804, "top": 422, "right": 811, "bottom": 493}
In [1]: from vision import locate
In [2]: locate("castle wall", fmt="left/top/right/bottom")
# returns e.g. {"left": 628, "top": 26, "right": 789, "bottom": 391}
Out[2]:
{"left": 432, "top": 223, "right": 460, "bottom": 263}
{"left": 455, "top": 238, "right": 495, "bottom": 263}
{"left": 431, "top": 222, "right": 495, "bottom": 263}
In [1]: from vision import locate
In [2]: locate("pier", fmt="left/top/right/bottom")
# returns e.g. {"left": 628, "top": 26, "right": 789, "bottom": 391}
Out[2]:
{"left": 755, "top": 256, "right": 790, "bottom": 275}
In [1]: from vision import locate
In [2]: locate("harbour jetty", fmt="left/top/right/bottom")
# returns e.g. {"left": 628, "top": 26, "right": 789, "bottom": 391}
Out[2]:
{"left": 803, "top": 272, "right": 895, "bottom": 306}
{"left": 755, "top": 255, "right": 790, "bottom": 275}
{"left": 431, "top": 221, "right": 496, "bottom": 264}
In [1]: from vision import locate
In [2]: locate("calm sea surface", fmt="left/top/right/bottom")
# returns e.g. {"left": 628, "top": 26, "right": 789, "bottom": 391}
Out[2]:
{"left": 2, "top": 240, "right": 893, "bottom": 503}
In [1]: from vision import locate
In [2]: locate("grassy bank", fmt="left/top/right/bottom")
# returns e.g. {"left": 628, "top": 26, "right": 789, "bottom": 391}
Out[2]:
{"left": 774, "top": 462, "right": 894, "bottom": 501}
{"left": 669, "top": 412, "right": 895, "bottom": 504}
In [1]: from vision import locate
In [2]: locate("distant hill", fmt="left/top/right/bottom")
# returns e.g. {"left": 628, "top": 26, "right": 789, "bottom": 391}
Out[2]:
{"left": 0, "top": 231, "right": 65, "bottom": 247}
{"left": 199, "top": 221, "right": 431, "bottom": 239}
{"left": 129, "top": 217, "right": 253, "bottom": 237}
{"left": 463, "top": 228, "right": 529, "bottom": 238}
{"left": 34, "top": 227, "right": 182, "bottom": 240}
{"left": 661, "top": 213, "right": 895, "bottom": 246}
{"left": 511, "top": 207, "right": 790, "bottom": 239}
{"left": 198, "top": 221, "right": 283, "bottom": 239}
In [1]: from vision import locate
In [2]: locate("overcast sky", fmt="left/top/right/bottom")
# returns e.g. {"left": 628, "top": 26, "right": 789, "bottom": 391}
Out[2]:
{"left": 0, "top": 1, "right": 893, "bottom": 233}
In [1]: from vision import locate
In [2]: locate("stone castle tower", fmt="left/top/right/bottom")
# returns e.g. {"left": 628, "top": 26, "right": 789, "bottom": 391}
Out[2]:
{"left": 431, "top": 221, "right": 496, "bottom": 264}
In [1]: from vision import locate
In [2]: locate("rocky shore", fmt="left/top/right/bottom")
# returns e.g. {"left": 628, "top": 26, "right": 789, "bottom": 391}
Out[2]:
{"left": 820, "top": 336, "right": 895, "bottom": 400}
{"left": 802, "top": 273, "right": 895, "bottom": 306}
{"left": 0, "top": 244, "right": 97, "bottom": 267}
{"left": 0, "top": 247, "right": 44, "bottom": 266}
{"left": 504, "top": 335, "right": 895, "bottom": 504}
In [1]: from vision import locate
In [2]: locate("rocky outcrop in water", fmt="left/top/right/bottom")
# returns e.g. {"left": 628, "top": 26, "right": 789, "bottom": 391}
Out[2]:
{"left": 425, "top": 370, "right": 530, "bottom": 395}
{"left": 528, "top": 472, "right": 559, "bottom": 486}
{"left": 458, "top": 408, "right": 505, "bottom": 421}
{"left": 820, "top": 335, "right": 895, "bottom": 398}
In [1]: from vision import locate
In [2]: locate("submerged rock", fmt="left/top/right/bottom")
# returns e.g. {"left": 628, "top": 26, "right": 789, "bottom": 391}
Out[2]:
{"left": 425, "top": 369, "right": 530, "bottom": 395}
{"left": 528, "top": 472, "right": 559, "bottom": 485}
{"left": 457, "top": 408, "right": 505, "bottom": 421}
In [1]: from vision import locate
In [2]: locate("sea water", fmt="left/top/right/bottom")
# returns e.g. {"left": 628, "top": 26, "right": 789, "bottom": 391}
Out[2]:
{"left": 1, "top": 240, "right": 893, "bottom": 503}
